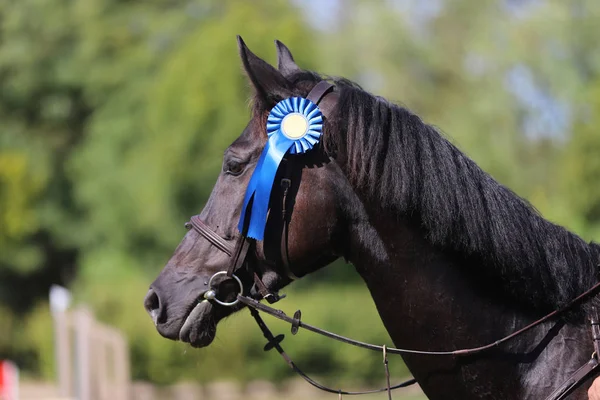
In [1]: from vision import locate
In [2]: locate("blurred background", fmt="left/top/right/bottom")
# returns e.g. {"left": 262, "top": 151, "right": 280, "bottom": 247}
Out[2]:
{"left": 1, "top": 0, "right": 600, "bottom": 399}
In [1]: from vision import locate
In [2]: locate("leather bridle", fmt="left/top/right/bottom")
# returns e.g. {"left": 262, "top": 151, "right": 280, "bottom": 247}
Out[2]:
{"left": 185, "top": 81, "right": 600, "bottom": 399}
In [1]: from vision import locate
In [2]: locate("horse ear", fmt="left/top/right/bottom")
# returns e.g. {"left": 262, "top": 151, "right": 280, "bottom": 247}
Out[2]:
{"left": 275, "top": 40, "right": 300, "bottom": 76}
{"left": 237, "top": 35, "right": 293, "bottom": 103}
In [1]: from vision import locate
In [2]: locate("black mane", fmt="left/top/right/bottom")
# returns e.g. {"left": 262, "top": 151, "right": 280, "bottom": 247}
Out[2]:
{"left": 278, "top": 71, "right": 600, "bottom": 314}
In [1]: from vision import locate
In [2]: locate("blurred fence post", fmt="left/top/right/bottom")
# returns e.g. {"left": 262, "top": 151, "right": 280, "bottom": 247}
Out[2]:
{"left": 50, "top": 285, "right": 73, "bottom": 398}
{"left": 112, "top": 328, "right": 131, "bottom": 400}
{"left": 74, "top": 307, "right": 93, "bottom": 400}
{"left": 53, "top": 309, "right": 72, "bottom": 397}
{"left": 50, "top": 290, "right": 131, "bottom": 400}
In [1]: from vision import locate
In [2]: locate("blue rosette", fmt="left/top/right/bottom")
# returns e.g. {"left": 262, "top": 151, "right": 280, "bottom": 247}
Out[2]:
{"left": 238, "top": 97, "right": 324, "bottom": 240}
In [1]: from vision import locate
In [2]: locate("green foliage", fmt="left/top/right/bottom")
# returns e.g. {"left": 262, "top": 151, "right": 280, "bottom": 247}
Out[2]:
{"left": 0, "top": 146, "right": 48, "bottom": 272}
{"left": 1, "top": 0, "right": 600, "bottom": 388}
{"left": 68, "top": 0, "right": 317, "bottom": 273}
{"left": 560, "top": 79, "right": 600, "bottom": 237}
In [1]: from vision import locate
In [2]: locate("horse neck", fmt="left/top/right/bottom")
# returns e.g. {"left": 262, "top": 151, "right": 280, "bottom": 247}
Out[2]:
{"left": 345, "top": 205, "right": 530, "bottom": 346}
{"left": 343, "top": 194, "right": 599, "bottom": 398}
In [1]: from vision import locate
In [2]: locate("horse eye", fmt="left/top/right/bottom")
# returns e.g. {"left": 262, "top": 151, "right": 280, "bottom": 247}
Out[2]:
{"left": 226, "top": 161, "right": 245, "bottom": 176}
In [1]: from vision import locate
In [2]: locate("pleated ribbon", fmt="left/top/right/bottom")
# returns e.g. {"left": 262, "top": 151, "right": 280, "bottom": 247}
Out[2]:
{"left": 238, "top": 97, "right": 323, "bottom": 240}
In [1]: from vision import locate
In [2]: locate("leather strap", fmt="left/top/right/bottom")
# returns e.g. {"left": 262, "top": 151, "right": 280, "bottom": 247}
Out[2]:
{"left": 248, "top": 307, "right": 417, "bottom": 395}
{"left": 238, "top": 279, "right": 600, "bottom": 357}
{"left": 306, "top": 81, "right": 337, "bottom": 118}
{"left": 383, "top": 345, "right": 392, "bottom": 400}
{"left": 545, "top": 357, "right": 599, "bottom": 400}
{"left": 279, "top": 159, "right": 298, "bottom": 280}
{"left": 227, "top": 235, "right": 251, "bottom": 277}
{"left": 545, "top": 307, "right": 600, "bottom": 400}
{"left": 591, "top": 307, "right": 600, "bottom": 356}
{"left": 253, "top": 272, "right": 272, "bottom": 299}
{"left": 188, "top": 215, "right": 250, "bottom": 279}
{"left": 306, "top": 81, "right": 334, "bottom": 105}
{"left": 190, "top": 215, "right": 234, "bottom": 256}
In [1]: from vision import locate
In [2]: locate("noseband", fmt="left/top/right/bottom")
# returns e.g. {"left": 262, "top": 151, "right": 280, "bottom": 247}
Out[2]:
{"left": 185, "top": 81, "right": 600, "bottom": 399}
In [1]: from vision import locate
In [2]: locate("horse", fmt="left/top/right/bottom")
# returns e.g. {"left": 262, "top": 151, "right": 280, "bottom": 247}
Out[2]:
{"left": 144, "top": 36, "right": 600, "bottom": 399}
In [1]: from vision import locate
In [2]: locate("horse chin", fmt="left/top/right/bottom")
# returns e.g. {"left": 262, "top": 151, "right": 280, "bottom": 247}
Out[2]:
{"left": 179, "top": 300, "right": 217, "bottom": 348}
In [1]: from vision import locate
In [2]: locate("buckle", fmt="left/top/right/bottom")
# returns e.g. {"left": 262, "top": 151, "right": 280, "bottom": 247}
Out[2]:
{"left": 264, "top": 292, "right": 287, "bottom": 304}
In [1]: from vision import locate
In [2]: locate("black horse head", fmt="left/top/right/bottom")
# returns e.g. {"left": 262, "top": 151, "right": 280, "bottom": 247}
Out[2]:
{"left": 144, "top": 37, "right": 348, "bottom": 347}
{"left": 146, "top": 37, "right": 600, "bottom": 399}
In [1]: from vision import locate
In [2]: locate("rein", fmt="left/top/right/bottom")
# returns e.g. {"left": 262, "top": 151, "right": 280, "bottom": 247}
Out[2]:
{"left": 236, "top": 281, "right": 600, "bottom": 357}
{"left": 187, "top": 81, "right": 600, "bottom": 398}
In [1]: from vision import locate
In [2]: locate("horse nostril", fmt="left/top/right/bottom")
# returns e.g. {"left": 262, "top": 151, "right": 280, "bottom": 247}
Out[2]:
{"left": 144, "top": 288, "right": 162, "bottom": 326}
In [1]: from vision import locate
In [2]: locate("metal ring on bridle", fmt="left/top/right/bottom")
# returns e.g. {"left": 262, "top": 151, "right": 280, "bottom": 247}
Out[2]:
{"left": 203, "top": 271, "right": 243, "bottom": 307}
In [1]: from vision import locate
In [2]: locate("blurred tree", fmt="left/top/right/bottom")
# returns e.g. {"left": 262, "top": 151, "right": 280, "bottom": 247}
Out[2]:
{"left": 319, "top": 0, "right": 600, "bottom": 241}
{"left": 319, "top": 0, "right": 556, "bottom": 196}
{"left": 503, "top": 0, "right": 600, "bottom": 237}
{"left": 1, "top": 0, "right": 324, "bottom": 382}
{"left": 2, "top": 0, "right": 600, "bottom": 387}
{"left": 0, "top": 0, "right": 85, "bottom": 314}
{"left": 561, "top": 80, "right": 600, "bottom": 237}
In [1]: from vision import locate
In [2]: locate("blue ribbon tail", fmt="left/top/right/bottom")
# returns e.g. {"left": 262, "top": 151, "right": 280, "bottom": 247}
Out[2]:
{"left": 238, "top": 142, "right": 268, "bottom": 234}
{"left": 238, "top": 132, "right": 293, "bottom": 240}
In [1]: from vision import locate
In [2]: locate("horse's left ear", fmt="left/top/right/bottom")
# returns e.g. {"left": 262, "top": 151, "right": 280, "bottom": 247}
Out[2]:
{"left": 275, "top": 40, "right": 300, "bottom": 76}
{"left": 237, "top": 35, "right": 294, "bottom": 104}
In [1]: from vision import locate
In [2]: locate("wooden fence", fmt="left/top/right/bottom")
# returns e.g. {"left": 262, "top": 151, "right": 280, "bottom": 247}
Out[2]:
{"left": 52, "top": 306, "right": 130, "bottom": 400}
